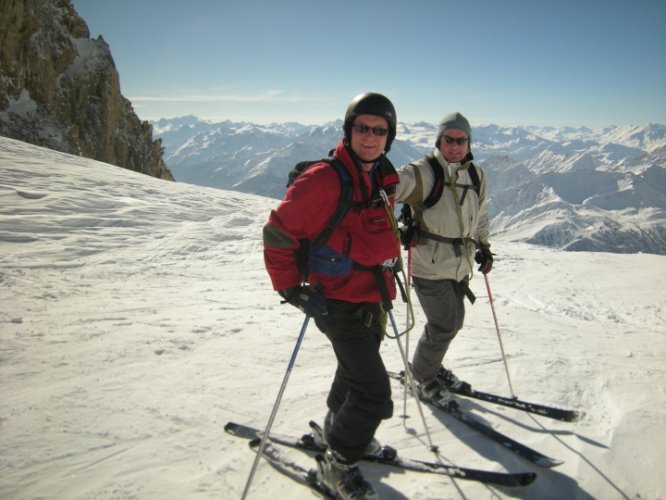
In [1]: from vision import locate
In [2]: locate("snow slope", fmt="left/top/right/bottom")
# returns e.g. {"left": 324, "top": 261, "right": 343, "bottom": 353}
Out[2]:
{"left": 1, "top": 136, "right": 664, "bottom": 499}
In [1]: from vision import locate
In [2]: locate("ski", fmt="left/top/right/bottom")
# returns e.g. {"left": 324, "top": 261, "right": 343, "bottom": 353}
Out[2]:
{"left": 248, "top": 437, "right": 334, "bottom": 498}
{"left": 388, "top": 370, "right": 581, "bottom": 422}
{"left": 448, "top": 385, "right": 582, "bottom": 422}
{"left": 226, "top": 421, "right": 537, "bottom": 487}
{"left": 386, "top": 371, "right": 562, "bottom": 468}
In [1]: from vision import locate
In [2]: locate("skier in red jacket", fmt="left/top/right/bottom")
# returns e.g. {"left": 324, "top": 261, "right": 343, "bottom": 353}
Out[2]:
{"left": 263, "top": 93, "right": 400, "bottom": 499}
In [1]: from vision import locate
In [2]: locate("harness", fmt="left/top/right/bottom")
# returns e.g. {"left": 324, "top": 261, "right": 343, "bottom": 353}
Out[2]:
{"left": 301, "top": 159, "right": 399, "bottom": 294}
{"left": 400, "top": 154, "right": 481, "bottom": 250}
{"left": 399, "top": 153, "right": 482, "bottom": 304}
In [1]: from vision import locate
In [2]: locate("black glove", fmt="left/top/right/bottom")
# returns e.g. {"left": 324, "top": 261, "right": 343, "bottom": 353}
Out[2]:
{"left": 279, "top": 285, "right": 328, "bottom": 317}
{"left": 474, "top": 246, "right": 494, "bottom": 274}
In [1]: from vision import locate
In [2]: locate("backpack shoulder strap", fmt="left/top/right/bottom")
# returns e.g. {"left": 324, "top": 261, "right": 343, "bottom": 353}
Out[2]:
{"left": 423, "top": 153, "right": 445, "bottom": 209}
{"left": 468, "top": 162, "right": 481, "bottom": 194}
{"left": 311, "top": 157, "right": 353, "bottom": 247}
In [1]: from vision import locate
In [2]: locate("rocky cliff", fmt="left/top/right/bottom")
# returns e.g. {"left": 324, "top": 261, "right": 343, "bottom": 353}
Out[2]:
{"left": 0, "top": 0, "right": 173, "bottom": 180}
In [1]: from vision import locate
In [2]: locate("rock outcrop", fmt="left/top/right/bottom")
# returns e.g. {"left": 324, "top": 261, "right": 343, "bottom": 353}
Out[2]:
{"left": 0, "top": 0, "right": 173, "bottom": 180}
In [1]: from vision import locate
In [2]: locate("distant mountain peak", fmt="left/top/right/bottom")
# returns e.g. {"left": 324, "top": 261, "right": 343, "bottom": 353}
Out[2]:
{"left": 151, "top": 116, "right": 666, "bottom": 255}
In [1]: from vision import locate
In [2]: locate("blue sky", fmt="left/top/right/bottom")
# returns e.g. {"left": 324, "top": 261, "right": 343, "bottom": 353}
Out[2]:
{"left": 71, "top": 0, "right": 665, "bottom": 129}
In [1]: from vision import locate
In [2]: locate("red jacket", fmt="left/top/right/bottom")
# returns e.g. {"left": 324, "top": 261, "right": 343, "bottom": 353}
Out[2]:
{"left": 263, "top": 140, "right": 400, "bottom": 304}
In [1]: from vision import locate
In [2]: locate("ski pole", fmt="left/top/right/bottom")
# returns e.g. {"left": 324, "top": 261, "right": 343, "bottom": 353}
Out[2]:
{"left": 402, "top": 248, "right": 412, "bottom": 421}
{"left": 483, "top": 273, "right": 516, "bottom": 398}
{"left": 241, "top": 315, "right": 311, "bottom": 499}
{"left": 388, "top": 309, "right": 438, "bottom": 453}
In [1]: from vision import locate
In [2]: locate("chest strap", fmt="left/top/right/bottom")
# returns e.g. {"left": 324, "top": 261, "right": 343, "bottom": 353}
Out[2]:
{"left": 419, "top": 230, "right": 478, "bottom": 256}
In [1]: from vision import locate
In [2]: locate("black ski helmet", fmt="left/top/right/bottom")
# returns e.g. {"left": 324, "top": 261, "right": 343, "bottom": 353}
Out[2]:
{"left": 343, "top": 92, "right": 397, "bottom": 153}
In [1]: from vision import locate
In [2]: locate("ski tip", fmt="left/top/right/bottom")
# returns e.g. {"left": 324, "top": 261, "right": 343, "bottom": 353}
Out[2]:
{"left": 535, "top": 456, "right": 564, "bottom": 468}
{"left": 249, "top": 436, "right": 278, "bottom": 452}
{"left": 551, "top": 409, "right": 584, "bottom": 422}
{"left": 520, "top": 472, "right": 538, "bottom": 486}
{"left": 570, "top": 410, "right": 585, "bottom": 422}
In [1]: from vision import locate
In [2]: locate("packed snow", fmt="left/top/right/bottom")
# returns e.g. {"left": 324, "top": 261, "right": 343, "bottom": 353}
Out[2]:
{"left": 1, "top": 136, "right": 664, "bottom": 499}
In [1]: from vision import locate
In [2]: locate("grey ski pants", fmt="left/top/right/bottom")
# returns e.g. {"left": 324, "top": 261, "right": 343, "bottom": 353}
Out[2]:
{"left": 411, "top": 277, "right": 466, "bottom": 383}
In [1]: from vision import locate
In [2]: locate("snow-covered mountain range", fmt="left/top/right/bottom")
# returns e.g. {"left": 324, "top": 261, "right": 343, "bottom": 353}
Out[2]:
{"left": 152, "top": 117, "right": 666, "bottom": 255}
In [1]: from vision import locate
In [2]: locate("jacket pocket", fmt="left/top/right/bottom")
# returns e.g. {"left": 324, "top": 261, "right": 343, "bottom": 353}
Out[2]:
{"left": 309, "top": 245, "right": 354, "bottom": 276}
{"left": 361, "top": 206, "right": 390, "bottom": 234}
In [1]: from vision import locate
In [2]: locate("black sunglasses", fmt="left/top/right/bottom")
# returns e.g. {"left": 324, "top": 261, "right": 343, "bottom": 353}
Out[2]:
{"left": 352, "top": 124, "right": 389, "bottom": 136}
{"left": 442, "top": 135, "right": 469, "bottom": 145}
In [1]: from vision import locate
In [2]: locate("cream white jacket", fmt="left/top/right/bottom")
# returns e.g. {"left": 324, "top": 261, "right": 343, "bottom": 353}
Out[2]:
{"left": 396, "top": 149, "right": 490, "bottom": 282}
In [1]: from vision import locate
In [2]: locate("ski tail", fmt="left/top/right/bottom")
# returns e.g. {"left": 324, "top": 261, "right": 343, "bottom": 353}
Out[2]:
{"left": 248, "top": 437, "right": 334, "bottom": 498}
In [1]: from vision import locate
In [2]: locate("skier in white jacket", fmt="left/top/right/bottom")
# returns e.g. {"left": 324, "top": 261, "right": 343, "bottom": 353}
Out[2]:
{"left": 396, "top": 112, "right": 493, "bottom": 404}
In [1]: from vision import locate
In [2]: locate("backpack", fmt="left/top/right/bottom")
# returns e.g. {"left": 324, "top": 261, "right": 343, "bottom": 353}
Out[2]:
{"left": 287, "top": 157, "right": 354, "bottom": 281}
{"left": 399, "top": 153, "right": 481, "bottom": 249}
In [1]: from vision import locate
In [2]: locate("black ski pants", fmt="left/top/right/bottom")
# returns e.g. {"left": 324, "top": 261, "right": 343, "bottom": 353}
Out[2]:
{"left": 314, "top": 299, "right": 393, "bottom": 463}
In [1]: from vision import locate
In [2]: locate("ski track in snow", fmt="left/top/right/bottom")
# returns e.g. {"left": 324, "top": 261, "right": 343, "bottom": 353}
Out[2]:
{"left": 1, "top": 136, "right": 665, "bottom": 500}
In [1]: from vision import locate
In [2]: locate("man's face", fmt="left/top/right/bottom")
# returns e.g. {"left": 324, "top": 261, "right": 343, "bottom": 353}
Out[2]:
{"left": 350, "top": 114, "right": 389, "bottom": 169}
{"left": 438, "top": 129, "right": 469, "bottom": 163}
